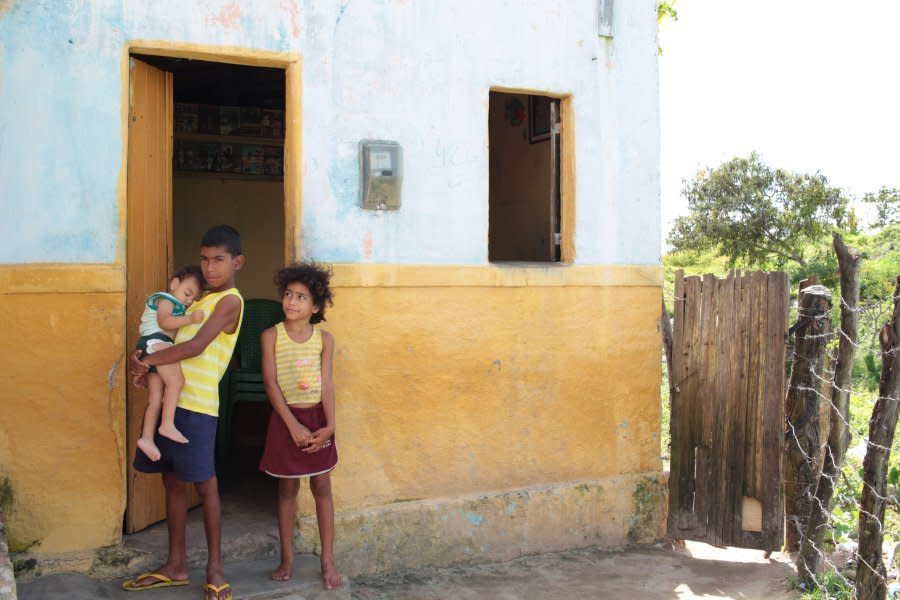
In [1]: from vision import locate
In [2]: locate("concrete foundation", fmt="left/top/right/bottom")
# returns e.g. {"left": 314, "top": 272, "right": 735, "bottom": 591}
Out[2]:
{"left": 298, "top": 473, "right": 667, "bottom": 576}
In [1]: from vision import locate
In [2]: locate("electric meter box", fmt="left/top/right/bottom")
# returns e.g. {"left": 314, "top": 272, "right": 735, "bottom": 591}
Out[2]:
{"left": 360, "top": 140, "right": 403, "bottom": 210}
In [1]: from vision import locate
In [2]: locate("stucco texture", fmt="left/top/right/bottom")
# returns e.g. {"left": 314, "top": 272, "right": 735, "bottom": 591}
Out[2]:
{"left": 0, "top": 289, "right": 126, "bottom": 552}
{"left": 0, "top": 270, "right": 661, "bottom": 557}
{"left": 309, "top": 283, "right": 662, "bottom": 510}
{"left": 299, "top": 474, "right": 668, "bottom": 576}
{"left": 0, "top": 0, "right": 664, "bottom": 566}
{"left": 0, "top": 0, "right": 660, "bottom": 265}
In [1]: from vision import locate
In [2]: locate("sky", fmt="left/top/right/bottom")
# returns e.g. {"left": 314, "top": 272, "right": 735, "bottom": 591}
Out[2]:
{"left": 658, "top": 0, "right": 900, "bottom": 244}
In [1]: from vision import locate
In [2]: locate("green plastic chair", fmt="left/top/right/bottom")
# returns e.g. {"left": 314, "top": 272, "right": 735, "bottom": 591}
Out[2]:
{"left": 218, "top": 298, "right": 284, "bottom": 465}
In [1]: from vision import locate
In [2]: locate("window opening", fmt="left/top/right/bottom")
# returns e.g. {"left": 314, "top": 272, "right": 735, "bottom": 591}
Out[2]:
{"left": 488, "top": 91, "right": 562, "bottom": 262}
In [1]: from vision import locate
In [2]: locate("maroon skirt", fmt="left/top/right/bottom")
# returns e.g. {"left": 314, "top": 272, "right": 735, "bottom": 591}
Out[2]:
{"left": 259, "top": 403, "right": 338, "bottom": 478}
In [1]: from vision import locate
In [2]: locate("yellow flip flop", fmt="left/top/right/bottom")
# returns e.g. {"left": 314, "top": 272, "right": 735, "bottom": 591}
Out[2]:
{"left": 204, "top": 582, "right": 233, "bottom": 600}
{"left": 122, "top": 571, "right": 190, "bottom": 591}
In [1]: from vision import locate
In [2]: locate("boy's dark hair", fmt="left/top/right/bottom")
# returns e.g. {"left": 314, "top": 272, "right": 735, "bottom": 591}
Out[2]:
{"left": 201, "top": 224, "right": 242, "bottom": 256}
{"left": 172, "top": 265, "right": 206, "bottom": 289}
{"left": 275, "top": 262, "right": 334, "bottom": 324}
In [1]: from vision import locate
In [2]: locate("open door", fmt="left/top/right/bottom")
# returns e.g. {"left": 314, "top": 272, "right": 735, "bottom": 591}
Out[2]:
{"left": 487, "top": 92, "right": 561, "bottom": 263}
{"left": 125, "top": 57, "right": 200, "bottom": 533}
{"left": 548, "top": 100, "right": 561, "bottom": 262}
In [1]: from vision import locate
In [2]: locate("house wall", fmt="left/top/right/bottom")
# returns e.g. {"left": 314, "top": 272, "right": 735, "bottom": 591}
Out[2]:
{"left": 0, "top": 268, "right": 126, "bottom": 553}
{"left": 0, "top": 0, "right": 663, "bottom": 572}
{"left": 325, "top": 277, "right": 663, "bottom": 504}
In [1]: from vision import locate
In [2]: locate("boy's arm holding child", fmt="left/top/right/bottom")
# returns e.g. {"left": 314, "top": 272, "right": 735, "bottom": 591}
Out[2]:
{"left": 130, "top": 294, "right": 241, "bottom": 382}
{"left": 304, "top": 331, "right": 335, "bottom": 453}
{"left": 261, "top": 326, "right": 312, "bottom": 448}
{"left": 156, "top": 299, "right": 204, "bottom": 331}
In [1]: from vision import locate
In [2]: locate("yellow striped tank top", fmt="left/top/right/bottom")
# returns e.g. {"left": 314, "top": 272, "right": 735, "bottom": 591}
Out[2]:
{"left": 275, "top": 323, "right": 323, "bottom": 406}
{"left": 175, "top": 288, "right": 244, "bottom": 417}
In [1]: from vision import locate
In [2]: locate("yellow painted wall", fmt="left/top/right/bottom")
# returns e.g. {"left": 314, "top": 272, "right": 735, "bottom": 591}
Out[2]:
{"left": 309, "top": 268, "right": 663, "bottom": 511}
{"left": 0, "top": 263, "right": 662, "bottom": 556}
{"left": 172, "top": 177, "right": 283, "bottom": 300}
{"left": 0, "top": 269, "right": 127, "bottom": 552}
{"left": 488, "top": 92, "right": 553, "bottom": 262}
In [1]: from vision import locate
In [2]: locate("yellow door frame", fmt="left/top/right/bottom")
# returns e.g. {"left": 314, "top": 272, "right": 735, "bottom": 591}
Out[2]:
{"left": 118, "top": 41, "right": 302, "bottom": 266}
{"left": 488, "top": 86, "right": 575, "bottom": 264}
{"left": 119, "top": 42, "right": 301, "bottom": 527}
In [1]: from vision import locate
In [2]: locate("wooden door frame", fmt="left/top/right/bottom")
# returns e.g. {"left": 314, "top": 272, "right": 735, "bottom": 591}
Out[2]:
{"left": 120, "top": 42, "right": 302, "bottom": 267}
{"left": 487, "top": 87, "right": 575, "bottom": 264}
{"left": 120, "top": 43, "right": 301, "bottom": 528}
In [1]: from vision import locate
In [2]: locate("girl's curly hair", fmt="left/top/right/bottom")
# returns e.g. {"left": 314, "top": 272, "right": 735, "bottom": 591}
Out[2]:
{"left": 274, "top": 262, "right": 334, "bottom": 323}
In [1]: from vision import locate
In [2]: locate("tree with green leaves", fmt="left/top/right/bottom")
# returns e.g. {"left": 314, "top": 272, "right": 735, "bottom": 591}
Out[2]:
{"left": 658, "top": 1, "right": 677, "bottom": 24}
{"left": 668, "top": 153, "right": 850, "bottom": 269}
{"left": 863, "top": 187, "right": 900, "bottom": 229}
{"left": 657, "top": 1, "right": 677, "bottom": 54}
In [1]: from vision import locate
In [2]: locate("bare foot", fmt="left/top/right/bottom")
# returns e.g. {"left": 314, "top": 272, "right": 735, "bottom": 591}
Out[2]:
{"left": 137, "top": 437, "right": 161, "bottom": 461}
{"left": 158, "top": 422, "right": 189, "bottom": 444}
{"left": 270, "top": 561, "right": 292, "bottom": 581}
{"left": 321, "top": 557, "right": 343, "bottom": 590}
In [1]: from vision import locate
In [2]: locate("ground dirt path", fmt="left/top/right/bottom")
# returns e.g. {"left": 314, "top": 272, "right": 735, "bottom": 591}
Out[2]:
{"left": 352, "top": 541, "right": 800, "bottom": 599}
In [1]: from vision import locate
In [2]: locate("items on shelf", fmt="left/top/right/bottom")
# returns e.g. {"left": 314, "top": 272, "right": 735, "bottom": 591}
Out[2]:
{"left": 174, "top": 102, "right": 198, "bottom": 133}
{"left": 176, "top": 141, "right": 283, "bottom": 176}
{"left": 174, "top": 102, "right": 284, "bottom": 176}
{"left": 239, "top": 106, "right": 263, "bottom": 136}
{"left": 219, "top": 106, "right": 240, "bottom": 136}
{"left": 263, "top": 146, "right": 284, "bottom": 177}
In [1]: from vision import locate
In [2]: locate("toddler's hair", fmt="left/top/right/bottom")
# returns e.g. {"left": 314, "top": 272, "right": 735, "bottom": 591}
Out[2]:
{"left": 274, "top": 262, "right": 334, "bottom": 324}
{"left": 201, "top": 224, "right": 242, "bottom": 256}
{"left": 172, "top": 265, "right": 206, "bottom": 289}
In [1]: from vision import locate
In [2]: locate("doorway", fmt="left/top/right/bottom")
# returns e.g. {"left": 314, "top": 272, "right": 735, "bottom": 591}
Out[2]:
{"left": 488, "top": 91, "right": 562, "bottom": 262}
{"left": 125, "top": 52, "right": 294, "bottom": 534}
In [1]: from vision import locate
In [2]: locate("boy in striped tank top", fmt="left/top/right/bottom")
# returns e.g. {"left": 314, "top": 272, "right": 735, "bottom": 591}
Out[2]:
{"left": 258, "top": 263, "right": 342, "bottom": 590}
{"left": 124, "top": 225, "right": 244, "bottom": 600}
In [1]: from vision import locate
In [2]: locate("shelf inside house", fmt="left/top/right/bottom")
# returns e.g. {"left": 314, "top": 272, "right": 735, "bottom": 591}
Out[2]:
{"left": 173, "top": 170, "right": 282, "bottom": 182}
{"left": 173, "top": 133, "right": 284, "bottom": 179}
{"left": 174, "top": 132, "right": 284, "bottom": 147}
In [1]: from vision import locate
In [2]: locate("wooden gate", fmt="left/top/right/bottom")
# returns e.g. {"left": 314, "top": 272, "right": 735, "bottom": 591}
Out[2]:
{"left": 667, "top": 270, "right": 789, "bottom": 550}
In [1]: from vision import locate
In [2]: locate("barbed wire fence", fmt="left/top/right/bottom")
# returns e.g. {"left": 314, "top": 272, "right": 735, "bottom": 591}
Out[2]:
{"left": 659, "top": 235, "right": 900, "bottom": 599}
{"left": 784, "top": 235, "right": 900, "bottom": 600}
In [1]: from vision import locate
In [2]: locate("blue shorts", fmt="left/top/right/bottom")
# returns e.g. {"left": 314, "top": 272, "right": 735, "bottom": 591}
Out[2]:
{"left": 133, "top": 407, "right": 217, "bottom": 482}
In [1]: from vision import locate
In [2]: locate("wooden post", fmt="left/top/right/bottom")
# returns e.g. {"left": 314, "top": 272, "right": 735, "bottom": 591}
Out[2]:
{"left": 797, "top": 234, "right": 862, "bottom": 582}
{"left": 856, "top": 275, "right": 900, "bottom": 599}
{"left": 784, "top": 283, "right": 833, "bottom": 550}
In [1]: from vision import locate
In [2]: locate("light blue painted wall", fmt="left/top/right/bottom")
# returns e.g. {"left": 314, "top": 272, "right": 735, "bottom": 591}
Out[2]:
{"left": 0, "top": 0, "right": 660, "bottom": 266}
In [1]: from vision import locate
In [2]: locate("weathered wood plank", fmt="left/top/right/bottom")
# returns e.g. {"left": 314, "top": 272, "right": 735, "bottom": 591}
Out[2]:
{"left": 697, "top": 274, "right": 720, "bottom": 543}
{"left": 729, "top": 272, "right": 750, "bottom": 542}
{"left": 743, "top": 273, "right": 762, "bottom": 503}
{"left": 705, "top": 279, "right": 728, "bottom": 544}
{"left": 712, "top": 274, "right": 734, "bottom": 544}
{"left": 685, "top": 276, "right": 703, "bottom": 509}
{"left": 668, "top": 270, "right": 688, "bottom": 536}
{"left": 754, "top": 272, "right": 769, "bottom": 517}
{"left": 683, "top": 275, "right": 704, "bottom": 534}
{"left": 764, "top": 272, "right": 789, "bottom": 550}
